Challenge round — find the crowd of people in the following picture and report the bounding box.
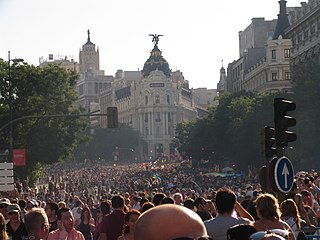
[0,160,319,240]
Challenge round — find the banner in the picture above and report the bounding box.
[13,149,26,166]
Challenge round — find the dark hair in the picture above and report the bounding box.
[123,210,141,235]
[215,188,236,214]
[161,197,174,204]
[46,202,59,214]
[300,190,309,197]
[183,199,195,210]
[100,201,111,215]
[140,202,154,213]
[227,224,257,240]
[153,193,166,206]
[57,207,71,220]
[18,200,26,209]
[80,207,92,222]
[112,195,124,209]
[140,198,148,207]
[194,197,205,208]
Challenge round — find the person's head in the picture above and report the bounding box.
[227,224,257,240]
[173,193,183,205]
[0,213,8,240]
[24,208,49,239]
[132,196,139,205]
[215,188,236,214]
[44,202,58,219]
[73,200,82,208]
[87,198,94,208]
[194,197,209,212]
[153,193,166,206]
[123,210,141,235]
[184,199,195,211]
[7,204,21,224]
[27,199,38,210]
[112,195,124,209]
[100,201,111,215]
[161,197,174,205]
[18,199,26,210]
[134,204,209,240]
[81,207,92,221]
[140,202,154,213]
[57,201,66,209]
[0,198,10,218]
[57,207,74,232]
[255,193,280,221]
[280,199,301,229]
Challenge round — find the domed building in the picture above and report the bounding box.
[104,34,198,160]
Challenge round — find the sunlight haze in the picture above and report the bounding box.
[0,0,303,89]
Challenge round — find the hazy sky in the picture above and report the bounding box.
[0,0,302,89]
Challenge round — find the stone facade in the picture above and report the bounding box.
[223,1,294,94]
[285,0,320,64]
[97,38,199,160]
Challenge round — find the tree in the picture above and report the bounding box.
[75,125,144,162]
[292,57,320,169]
[0,60,87,181]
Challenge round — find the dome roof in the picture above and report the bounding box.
[142,45,170,78]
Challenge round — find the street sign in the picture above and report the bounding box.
[0,162,14,192]
[274,156,294,193]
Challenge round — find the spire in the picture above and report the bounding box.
[272,0,290,40]
[85,29,94,45]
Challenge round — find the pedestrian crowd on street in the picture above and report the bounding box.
[0,160,319,240]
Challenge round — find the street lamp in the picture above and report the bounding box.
[8,51,23,162]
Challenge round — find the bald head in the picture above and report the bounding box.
[134,204,208,240]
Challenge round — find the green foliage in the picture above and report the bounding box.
[174,56,320,171]
[292,57,320,169]
[0,60,87,180]
[75,125,144,162]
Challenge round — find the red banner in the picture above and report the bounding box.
[13,149,26,166]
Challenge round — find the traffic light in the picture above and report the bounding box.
[274,98,297,147]
[264,126,276,158]
[107,107,118,128]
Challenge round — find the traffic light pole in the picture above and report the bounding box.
[0,113,111,133]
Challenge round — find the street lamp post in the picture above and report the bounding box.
[7,51,23,162]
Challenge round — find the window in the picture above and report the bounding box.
[311,25,316,34]
[145,126,149,136]
[284,49,291,58]
[145,96,148,105]
[168,112,171,122]
[144,113,148,122]
[155,95,160,104]
[271,50,276,60]
[79,84,84,95]
[155,112,161,122]
[298,34,302,43]
[285,72,291,80]
[167,95,170,104]
[272,72,278,81]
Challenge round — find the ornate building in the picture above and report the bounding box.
[285,0,320,65]
[99,35,198,160]
[220,0,293,94]
[76,30,113,113]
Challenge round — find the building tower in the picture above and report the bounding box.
[217,60,227,92]
[79,29,100,72]
[273,0,290,40]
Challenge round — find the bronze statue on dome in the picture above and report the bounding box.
[149,34,163,46]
